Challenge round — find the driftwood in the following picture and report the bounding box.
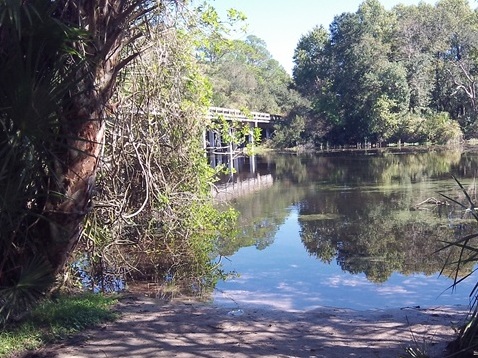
[411,197,448,210]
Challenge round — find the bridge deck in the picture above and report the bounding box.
[208,107,272,123]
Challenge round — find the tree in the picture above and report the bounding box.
[292,25,330,97]
[0,0,181,319]
[292,0,469,146]
[201,34,293,114]
[79,18,241,292]
[433,0,478,135]
[293,0,403,144]
[392,3,436,112]
[367,62,410,142]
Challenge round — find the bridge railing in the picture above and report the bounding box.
[208,107,271,123]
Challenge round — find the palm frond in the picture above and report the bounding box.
[0,255,54,325]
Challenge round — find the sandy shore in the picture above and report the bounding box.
[26,294,469,358]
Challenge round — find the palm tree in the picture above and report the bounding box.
[0,0,180,321]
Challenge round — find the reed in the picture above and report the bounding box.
[438,176,478,356]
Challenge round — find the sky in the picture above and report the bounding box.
[205,0,471,74]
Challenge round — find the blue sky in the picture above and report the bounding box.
[204,0,470,74]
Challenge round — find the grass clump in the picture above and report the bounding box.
[0,293,118,357]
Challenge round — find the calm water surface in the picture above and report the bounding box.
[213,148,478,311]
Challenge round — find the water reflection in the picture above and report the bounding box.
[215,148,478,310]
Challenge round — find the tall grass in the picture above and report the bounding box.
[439,176,478,356]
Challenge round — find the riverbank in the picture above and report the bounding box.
[24,293,469,358]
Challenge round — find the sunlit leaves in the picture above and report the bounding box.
[201,34,292,114]
[291,0,478,145]
[81,8,241,294]
[293,26,329,97]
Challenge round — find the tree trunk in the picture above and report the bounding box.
[45,110,105,274]
[42,0,156,275]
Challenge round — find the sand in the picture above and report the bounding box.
[23,293,471,358]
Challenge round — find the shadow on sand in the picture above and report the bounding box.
[25,294,468,358]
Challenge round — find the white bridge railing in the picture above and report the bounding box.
[208,107,271,123]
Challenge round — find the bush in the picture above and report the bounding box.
[400,112,463,144]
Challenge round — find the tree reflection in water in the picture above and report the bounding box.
[216,148,478,283]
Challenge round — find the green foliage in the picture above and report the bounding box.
[422,112,463,144]
[272,115,306,148]
[367,61,410,142]
[370,96,402,142]
[0,0,87,320]
[293,26,329,97]
[206,109,263,163]
[291,0,478,146]
[200,34,294,114]
[186,204,239,288]
[400,112,463,144]
[197,9,310,149]
[1,0,184,324]
[270,91,315,149]
[193,2,247,62]
[0,257,54,326]
[0,0,243,325]
[0,293,117,357]
[77,9,241,295]
[30,294,117,334]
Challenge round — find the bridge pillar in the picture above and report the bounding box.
[249,155,256,173]
[208,130,215,149]
[215,131,222,148]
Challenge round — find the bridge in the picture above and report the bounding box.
[204,107,279,152]
[208,107,277,123]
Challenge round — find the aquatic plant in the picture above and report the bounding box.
[439,176,478,356]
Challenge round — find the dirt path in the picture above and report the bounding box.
[28,295,469,358]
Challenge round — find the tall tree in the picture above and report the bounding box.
[292,0,468,145]
[293,0,403,143]
[0,0,181,317]
[293,25,330,97]
[433,0,478,134]
[202,34,293,114]
[392,3,436,111]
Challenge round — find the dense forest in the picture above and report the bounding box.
[292,0,475,146]
[203,0,478,148]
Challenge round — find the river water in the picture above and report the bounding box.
[213,148,478,311]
